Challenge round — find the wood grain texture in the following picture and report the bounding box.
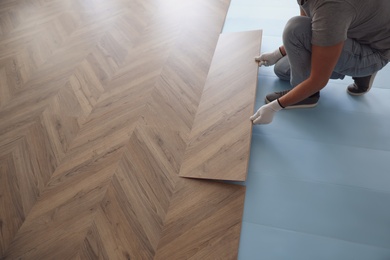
[180,30,262,181]
[0,0,257,259]
[155,178,246,260]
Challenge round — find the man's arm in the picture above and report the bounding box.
[251,41,345,125]
[278,41,344,107]
[300,6,306,16]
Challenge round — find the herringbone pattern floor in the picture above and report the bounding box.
[0,0,250,259]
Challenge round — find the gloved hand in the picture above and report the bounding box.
[250,100,283,125]
[254,48,284,67]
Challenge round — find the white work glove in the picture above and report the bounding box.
[255,48,284,67]
[250,100,283,125]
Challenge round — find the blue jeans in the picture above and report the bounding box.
[274,16,389,87]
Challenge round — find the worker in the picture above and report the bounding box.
[251,0,390,124]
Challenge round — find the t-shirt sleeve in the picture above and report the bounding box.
[311,1,355,46]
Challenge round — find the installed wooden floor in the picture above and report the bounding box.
[0,0,255,259]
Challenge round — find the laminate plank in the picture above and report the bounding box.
[154,178,246,260]
[180,30,262,181]
[0,154,23,255]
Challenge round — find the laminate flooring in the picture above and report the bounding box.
[0,0,252,259]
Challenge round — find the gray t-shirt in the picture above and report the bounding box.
[299,0,390,60]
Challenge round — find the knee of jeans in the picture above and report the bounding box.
[283,16,311,45]
[274,62,290,81]
[273,57,291,81]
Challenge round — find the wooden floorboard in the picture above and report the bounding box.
[0,0,254,259]
[180,30,262,181]
[154,178,246,260]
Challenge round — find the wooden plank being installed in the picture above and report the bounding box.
[180,30,262,181]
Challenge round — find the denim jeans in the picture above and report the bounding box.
[274,16,389,87]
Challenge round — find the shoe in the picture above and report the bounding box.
[265,90,320,109]
[347,72,377,96]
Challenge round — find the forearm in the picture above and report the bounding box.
[300,7,306,16]
[278,78,325,107]
[279,42,344,107]
[279,46,286,56]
